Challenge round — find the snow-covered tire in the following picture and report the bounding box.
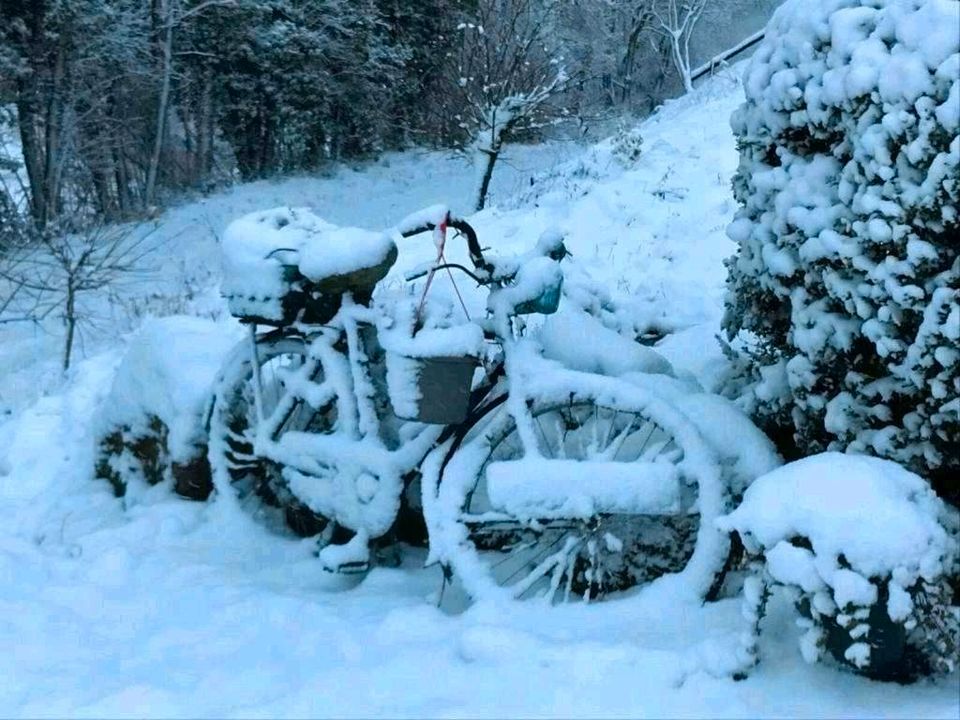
[432,376,729,603]
[207,333,337,538]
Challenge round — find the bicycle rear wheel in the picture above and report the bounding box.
[207,333,337,537]
[433,380,728,603]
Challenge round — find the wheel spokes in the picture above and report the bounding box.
[458,400,699,602]
[213,338,341,540]
[511,534,580,600]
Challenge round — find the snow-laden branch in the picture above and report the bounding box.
[471,65,569,210]
[447,0,573,211]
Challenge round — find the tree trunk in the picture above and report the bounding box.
[197,66,214,184]
[63,283,76,371]
[15,4,48,228]
[110,93,133,216]
[145,4,175,208]
[92,165,115,219]
[474,147,499,212]
[43,42,67,224]
[669,33,693,93]
[16,84,46,227]
[113,142,131,217]
[473,112,507,212]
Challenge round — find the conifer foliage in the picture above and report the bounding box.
[723,0,959,501]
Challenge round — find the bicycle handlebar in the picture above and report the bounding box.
[398,213,490,274]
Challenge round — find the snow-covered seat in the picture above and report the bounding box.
[298,225,397,292]
[221,207,397,325]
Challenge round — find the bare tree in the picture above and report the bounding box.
[445,0,573,211]
[650,0,709,93]
[145,0,234,208]
[553,0,677,122]
[0,224,158,370]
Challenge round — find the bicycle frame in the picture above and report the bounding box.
[235,212,569,561]
[243,291,510,541]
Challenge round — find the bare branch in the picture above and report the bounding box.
[0,221,166,370]
[649,0,709,92]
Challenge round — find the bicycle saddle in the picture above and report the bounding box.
[298,225,397,294]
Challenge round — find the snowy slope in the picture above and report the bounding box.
[0,67,957,718]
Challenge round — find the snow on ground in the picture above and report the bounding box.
[0,68,957,717]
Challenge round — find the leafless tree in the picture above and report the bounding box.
[650,0,709,93]
[0,224,159,370]
[553,0,677,122]
[444,0,573,211]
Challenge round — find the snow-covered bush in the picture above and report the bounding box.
[719,453,959,681]
[611,124,644,169]
[94,317,238,500]
[722,0,960,504]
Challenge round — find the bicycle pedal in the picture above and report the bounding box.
[321,559,370,576]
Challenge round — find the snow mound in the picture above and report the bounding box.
[718,452,956,584]
[540,307,675,378]
[97,316,238,463]
[670,392,782,498]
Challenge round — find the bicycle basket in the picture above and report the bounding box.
[384,321,484,425]
[387,352,477,425]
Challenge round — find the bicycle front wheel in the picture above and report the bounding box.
[432,379,728,603]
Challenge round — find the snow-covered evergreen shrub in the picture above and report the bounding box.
[719,453,959,681]
[722,0,960,503]
[95,416,170,497]
[94,317,237,500]
[611,124,644,168]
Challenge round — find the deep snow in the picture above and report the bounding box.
[0,66,957,718]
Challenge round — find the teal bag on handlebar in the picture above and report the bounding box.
[514,278,562,315]
[491,257,564,316]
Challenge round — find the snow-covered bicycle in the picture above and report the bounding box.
[207,205,734,603]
